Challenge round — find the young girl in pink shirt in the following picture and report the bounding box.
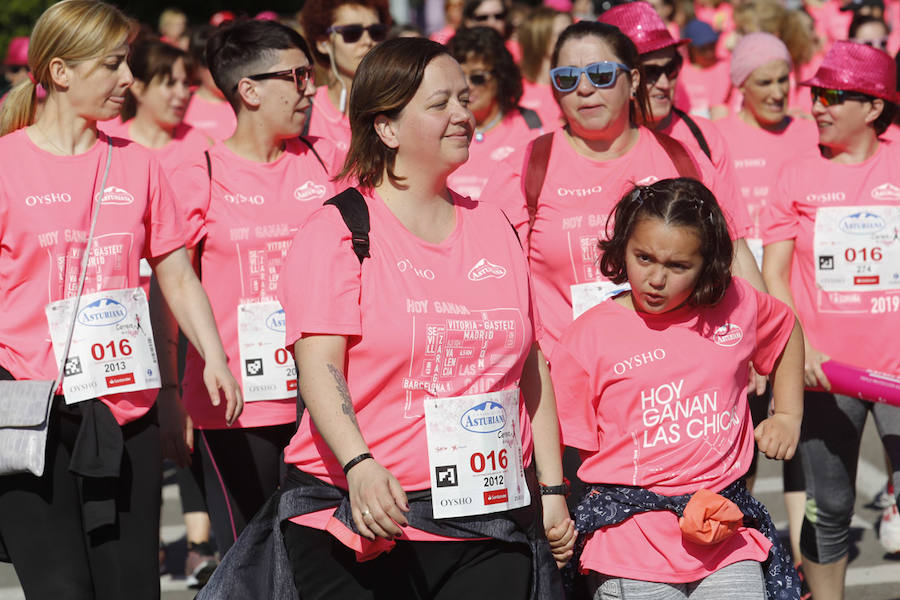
[552,177,805,600]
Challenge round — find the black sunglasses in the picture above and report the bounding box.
[472,11,507,22]
[466,71,493,86]
[810,86,873,107]
[327,23,389,43]
[237,65,314,92]
[642,54,683,84]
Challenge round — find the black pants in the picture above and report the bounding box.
[0,402,161,600]
[746,387,805,492]
[283,522,531,600]
[193,423,294,554]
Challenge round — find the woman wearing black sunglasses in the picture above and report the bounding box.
[300,0,391,158]
[760,41,900,600]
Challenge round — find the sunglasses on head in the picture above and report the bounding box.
[472,11,506,22]
[810,86,873,107]
[855,37,888,50]
[466,71,493,86]
[327,23,389,43]
[642,54,683,84]
[6,65,27,74]
[237,65,314,92]
[550,61,630,93]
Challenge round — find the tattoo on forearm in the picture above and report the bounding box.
[327,364,358,427]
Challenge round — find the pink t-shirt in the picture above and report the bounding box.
[278,189,538,490]
[520,80,563,129]
[430,25,457,45]
[183,93,237,142]
[716,115,819,244]
[480,126,750,357]
[447,110,543,200]
[680,59,732,119]
[101,120,212,174]
[761,140,900,375]
[169,137,338,429]
[308,85,351,161]
[551,277,793,582]
[0,130,185,424]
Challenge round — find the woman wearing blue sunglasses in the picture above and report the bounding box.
[483,21,756,362]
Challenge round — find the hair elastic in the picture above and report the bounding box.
[27,71,37,85]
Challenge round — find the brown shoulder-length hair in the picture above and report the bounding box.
[121,39,189,121]
[300,0,392,67]
[337,37,450,190]
[599,178,734,307]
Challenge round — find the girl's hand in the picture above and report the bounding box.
[803,341,831,390]
[347,459,409,540]
[157,387,193,467]
[754,412,801,460]
[542,494,576,568]
[202,358,243,426]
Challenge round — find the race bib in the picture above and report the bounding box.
[814,206,900,291]
[746,237,764,270]
[46,288,160,404]
[571,280,631,319]
[237,300,298,402]
[425,389,529,519]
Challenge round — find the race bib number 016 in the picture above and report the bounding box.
[46,288,160,404]
[237,301,298,402]
[814,206,900,292]
[425,389,529,519]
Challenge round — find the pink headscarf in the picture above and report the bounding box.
[729,32,793,87]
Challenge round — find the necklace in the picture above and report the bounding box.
[34,122,74,155]
[474,112,503,143]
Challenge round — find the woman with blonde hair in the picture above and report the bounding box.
[0,2,241,597]
[518,6,571,126]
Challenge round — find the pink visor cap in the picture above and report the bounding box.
[598,2,687,55]
[802,40,898,103]
[4,37,29,67]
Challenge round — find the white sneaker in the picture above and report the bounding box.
[878,502,900,554]
[871,483,897,510]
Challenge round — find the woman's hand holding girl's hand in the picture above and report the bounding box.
[803,340,831,391]
[542,494,576,567]
[347,459,409,541]
[754,412,801,460]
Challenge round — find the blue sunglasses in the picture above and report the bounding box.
[550,61,630,93]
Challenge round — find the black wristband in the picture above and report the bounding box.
[539,479,570,496]
[342,452,373,475]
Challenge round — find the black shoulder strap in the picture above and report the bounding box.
[650,130,702,181]
[297,135,327,173]
[301,103,313,137]
[324,188,370,264]
[672,107,712,161]
[518,106,543,130]
[204,149,211,179]
[500,209,523,250]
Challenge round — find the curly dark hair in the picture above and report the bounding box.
[551,21,651,124]
[300,0,392,67]
[599,178,734,307]
[447,26,522,115]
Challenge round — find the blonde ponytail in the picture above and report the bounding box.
[0,79,39,136]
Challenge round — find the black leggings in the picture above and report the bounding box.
[746,387,805,492]
[193,422,294,554]
[283,522,532,600]
[0,402,161,600]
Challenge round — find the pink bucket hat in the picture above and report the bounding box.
[4,37,29,67]
[801,40,897,103]
[598,2,687,55]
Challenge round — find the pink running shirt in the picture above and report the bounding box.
[307,86,351,162]
[101,120,212,174]
[717,114,819,259]
[448,110,543,200]
[761,140,900,376]
[0,130,185,424]
[679,59,732,119]
[183,93,237,141]
[480,126,750,357]
[552,277,793,581]
[169,137,339,429]
[520,80,563,129]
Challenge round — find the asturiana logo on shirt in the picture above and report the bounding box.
[460,400,506,434]
[871,183,900,201]
[467,258,507,281]
[77,297,128,327]
[294,181,326,202]
[713,323,743,347]
[839,211,885,235]
[96,186,134,205]
[265,309,286,333]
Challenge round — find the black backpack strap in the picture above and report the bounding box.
[672,107,712,161]
[204,149,212,178]
[500,209,523,250]
[650,130,702,181]
[297,135,327,173]
[324,188,370,264]
[301,103,312,137]
[518,106,543,130]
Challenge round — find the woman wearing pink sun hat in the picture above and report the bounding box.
[761,40,900,600]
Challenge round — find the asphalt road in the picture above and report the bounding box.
[0,412,897,599]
